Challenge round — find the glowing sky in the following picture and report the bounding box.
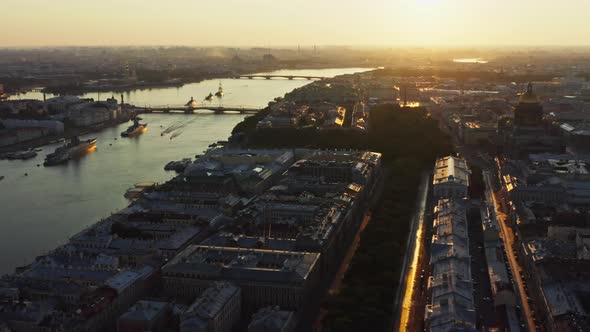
[2,0,589,46]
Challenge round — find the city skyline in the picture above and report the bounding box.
[3,0,590,47]
[3,2,590,331]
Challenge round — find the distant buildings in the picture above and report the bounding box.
[351,102,369,131]
[394,83,421,106]
[284,76,357,105]
[256,100,349,130]
[0,119,64,147]
[256,102,309,129]
[366,81,398,103]
[501,153,590,206]
[459,121,497,145]
[0,95,128,147]
[311,103,346,129]
[47,95,123,127]
[262,54,278,65]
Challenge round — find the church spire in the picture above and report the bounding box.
[519,82,539,104]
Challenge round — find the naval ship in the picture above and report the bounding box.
[121,117,147,137]
[215,82,224,97]
[44,137,97,166]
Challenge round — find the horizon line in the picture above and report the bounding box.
[3,44,590,49]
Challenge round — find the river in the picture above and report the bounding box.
[0,67,370,275]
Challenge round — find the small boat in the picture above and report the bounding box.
[215,83,224,97]
[0,176,4,181]
[124,187,145,200]
[44,145,68,165]
[124,181,156,200]
[4,150,37,160]
[44,152,70,166]
[16,150,37,160]
[204,93,215,101]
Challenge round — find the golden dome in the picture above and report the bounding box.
[518,82,540,104]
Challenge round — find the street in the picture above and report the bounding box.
[394,172,430,332]
[467,205,502,329]
[483,170,536,332]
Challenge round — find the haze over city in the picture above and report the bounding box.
[3,2,590,332]
[3,0,590,46]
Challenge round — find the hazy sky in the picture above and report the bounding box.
[2,0,589,47]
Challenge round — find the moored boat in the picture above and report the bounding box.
[164,158,192,172]
[43,151,71,166]
[2,150,37,160]
[69,137,97,155]
[43,137,96,166]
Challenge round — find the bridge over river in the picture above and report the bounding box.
[132,104,262,114]
[233,74,326,80]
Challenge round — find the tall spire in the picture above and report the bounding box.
[519,82,539,104]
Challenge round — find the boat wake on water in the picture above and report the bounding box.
[160,118,196,138]
[170,130,183,140]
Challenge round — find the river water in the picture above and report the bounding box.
[0,68,370,274]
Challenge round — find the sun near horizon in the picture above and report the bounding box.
[2,0,590,47]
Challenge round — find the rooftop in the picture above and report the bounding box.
[433,156,470,187]
[105,266,154,294]
[163,245,319,284]
[183,281,239,320]
[427,199,476,332]
[118,300,168,322]
[248,306,296,332]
